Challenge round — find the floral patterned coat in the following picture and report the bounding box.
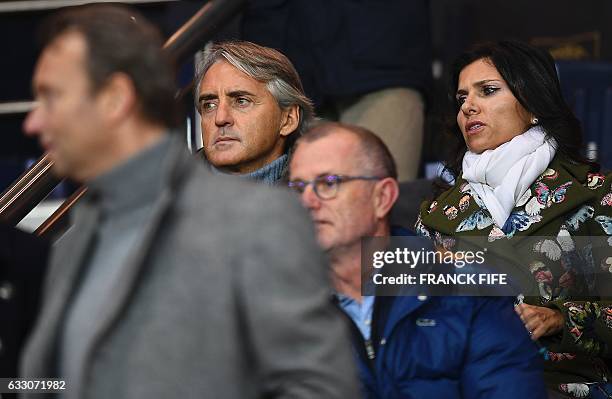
[416,155,612,398]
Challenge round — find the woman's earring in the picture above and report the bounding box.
[531,117,539,125]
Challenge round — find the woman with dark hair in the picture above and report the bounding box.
[416,40,612,398]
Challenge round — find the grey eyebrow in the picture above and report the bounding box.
[226,90,256,99]
[198,93,217,104]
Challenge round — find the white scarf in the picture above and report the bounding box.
[462,126,557,228]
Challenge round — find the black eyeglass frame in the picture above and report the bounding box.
[287,174,383,200]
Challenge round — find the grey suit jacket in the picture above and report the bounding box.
[19,135,359,399]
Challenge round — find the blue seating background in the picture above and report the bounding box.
[557,61,612,170]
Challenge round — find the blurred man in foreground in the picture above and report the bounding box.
[20,5,358,399]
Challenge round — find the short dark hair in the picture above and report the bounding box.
[39,4,179,128]
[295,121,397,179]
[442,40,589,181]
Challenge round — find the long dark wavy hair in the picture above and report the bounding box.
[436,40,592,195]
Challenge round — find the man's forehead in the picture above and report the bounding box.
[199,60,266,94]
[292,131,362,175]
[34,32,88,85]
[44,31,87,59]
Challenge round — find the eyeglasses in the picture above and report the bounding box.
[287,174,383,200]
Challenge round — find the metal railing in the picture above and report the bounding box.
[0,0,246,235]
[0,1,179,14]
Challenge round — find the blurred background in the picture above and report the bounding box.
[1,0,610,231]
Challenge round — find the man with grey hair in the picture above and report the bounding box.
[20,5,359,398]
[195,40,314,184]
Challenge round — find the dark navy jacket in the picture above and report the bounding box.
[345,227,547,398]
[241,0,432,107]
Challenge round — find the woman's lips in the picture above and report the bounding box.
[465,121,486,135]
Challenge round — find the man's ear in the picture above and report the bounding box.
[97,72,137,124]
[373,177,400,219]
[279,104,300,137]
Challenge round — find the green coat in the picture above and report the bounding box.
[416,155,612,395]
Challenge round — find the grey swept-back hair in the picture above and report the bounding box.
[194,40,315,151]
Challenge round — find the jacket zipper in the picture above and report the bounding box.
[365,339,376,360]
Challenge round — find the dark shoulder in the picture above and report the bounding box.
[418,180,462,218]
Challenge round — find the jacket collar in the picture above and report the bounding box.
[21,133,194,390]
[421,155,597,241]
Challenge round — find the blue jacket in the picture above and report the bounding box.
[347,227,547,398]
[349,295,547,399]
